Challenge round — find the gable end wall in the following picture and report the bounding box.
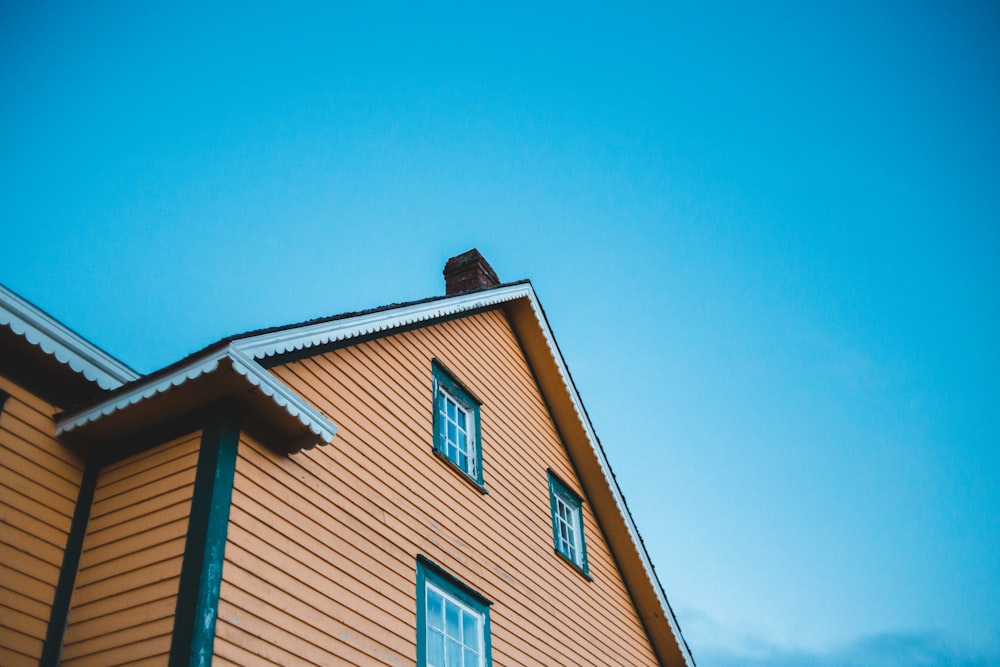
[215,308,661,665]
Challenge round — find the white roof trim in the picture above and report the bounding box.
[236,283,532,361]
[56,348,222,435]
[234,282,693,664]
[227,345,337,445]
[518,288,697,667]
[0,283,139,390]
[43,280,691,661]
[56,343,337,446]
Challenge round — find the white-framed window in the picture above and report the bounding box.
[432,361,483,486]
[548,471,589,575]
[438,385,474,474]
[417,556,492,667]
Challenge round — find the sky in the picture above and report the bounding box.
[2,2,998,665]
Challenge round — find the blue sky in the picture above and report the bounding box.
[2,2,998,665]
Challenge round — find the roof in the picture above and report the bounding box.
[0,283,139,406]
[56,342,338,454]
[51,280,695,665]
[0,282,335,453]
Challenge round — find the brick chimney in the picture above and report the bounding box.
[443,249,500,295]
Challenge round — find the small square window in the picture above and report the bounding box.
[417,557,492,667]
[432,361,483,486]
[548,471,589,575]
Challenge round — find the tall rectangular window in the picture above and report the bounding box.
[417,557,492,667]
[432,361,483,486]
[548,471,589,575]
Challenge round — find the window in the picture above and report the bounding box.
[548,471,589,575]
[432,361,483,486]
[417,557,492,667]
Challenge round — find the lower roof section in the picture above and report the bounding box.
[49,281,694,666]
[0,283,139,406]
[56,344,337,455]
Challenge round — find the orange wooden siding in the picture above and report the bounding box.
[60,431,200,666]
[0,376,85,667]
[215,309,660,665]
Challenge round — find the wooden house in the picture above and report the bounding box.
[1,250,695,666]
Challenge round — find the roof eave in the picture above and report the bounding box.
[232,281,694,665]
[56,343,337,454]
[236,283,534,362]
[0,283,139,390]
[44,280,693,663]
[502,291,696,667]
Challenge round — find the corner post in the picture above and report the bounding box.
[169,411,240,667]
[39,460,98,666]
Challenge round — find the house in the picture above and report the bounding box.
[0,250,696,666]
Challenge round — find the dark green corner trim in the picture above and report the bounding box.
[169,411,240,667]
[40,460,98,666]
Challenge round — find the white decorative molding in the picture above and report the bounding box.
[42,278,692,661]
[236,281,692,664]
[56,349,223,435]
[227,344,337,445]
[519,289,696,667]
[56,344,338,449]
[236,283,533,361]
[0,283,139,390]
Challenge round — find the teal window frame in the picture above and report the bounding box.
[432,360,484,487]
[416,556,492,667]
[547,471,590,577]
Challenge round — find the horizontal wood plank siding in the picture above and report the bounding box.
[61,431,201,666]
[0,375,84,667]
[223,309,660,665]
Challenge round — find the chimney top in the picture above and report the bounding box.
[443,249,500,295]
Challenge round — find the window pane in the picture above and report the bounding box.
[445,600,461,639]
[428,588,444,630]
[462,610,478,648]
[558,498,571,520]
[446,638,462,666]
[428,629,445,666]
[447,421,457,443]
[464,647,479,667]
[457,451,468,472]
[447,400,457,421]
[458,429,467,451]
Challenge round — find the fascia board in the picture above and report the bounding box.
[235,283,534,361]
[56,347,225,435]
[0,283,139,389]
[56,344,337,448]
[515,288,696,667]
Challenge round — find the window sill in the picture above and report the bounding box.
[554,549,593,582]
[432,448,489,495]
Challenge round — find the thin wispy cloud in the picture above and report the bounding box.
[683,609,999,667]
[700,632,997,667]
